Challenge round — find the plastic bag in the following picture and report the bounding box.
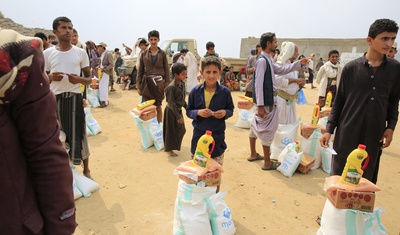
[72,167,99,198]
[345,207,387,235]
[317,199,347,235]
[296,89,307,105]
[277,144,303,178]
[87,88,100,108]
[147,119,164,151]
[270,118,300,160]
[178,198,212,235]
[72,178,83,200]
[207,191,236,235]
[324,176,380,193]
[173,180,216,235]
[129,111,154,149]
[321,141,333,174]
[234,106,256,129]
[85,107,102,135]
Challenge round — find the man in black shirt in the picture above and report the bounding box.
[320,18,400,184]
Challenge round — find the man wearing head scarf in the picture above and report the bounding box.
[275,42,306,124]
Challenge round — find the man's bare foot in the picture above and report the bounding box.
[166,151,178,157]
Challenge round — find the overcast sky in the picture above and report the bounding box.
[2,0,400,58]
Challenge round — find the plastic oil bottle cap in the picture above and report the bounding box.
[358,144,366,150]
[206,130,212,135]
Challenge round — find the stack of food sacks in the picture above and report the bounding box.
[319,145,386,234]
[173,159,235,235]
[298,104,325,172]
[129,100,164,150]
[235,95,255,129]
[318,176,385,234]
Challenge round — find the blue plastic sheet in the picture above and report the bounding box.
[296,90,307,105]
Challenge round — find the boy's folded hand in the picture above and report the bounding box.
[198,109,213,118]
[213,110,226,119]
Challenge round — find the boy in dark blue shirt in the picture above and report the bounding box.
[186,56,234,167]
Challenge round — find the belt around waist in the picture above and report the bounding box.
[277,89,295,101]
[56,92,81,99]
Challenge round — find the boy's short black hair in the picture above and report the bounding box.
[139,38,148,46]
[328,50,339,57]
[114,48,120,52]
[368,19,399,39]
[260,32,276,50]
[180,49,189,53]
[72,28,78,34]
[48,34,56,39]
[201,56,221,71]
[53,16,72,30]
[34,32,47,40]
[171,63,187,76]
[148,30,160,39]
[206,41,215,50]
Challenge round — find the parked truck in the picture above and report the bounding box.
[118,38,247,77]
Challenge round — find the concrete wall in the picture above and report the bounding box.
[241,37,368,66]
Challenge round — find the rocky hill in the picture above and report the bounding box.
[0,13,53,37]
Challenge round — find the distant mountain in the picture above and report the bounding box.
[0,13,53,37]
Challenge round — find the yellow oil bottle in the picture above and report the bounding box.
[324,91,333,108]
[311,103,320,126]
[97,68,102,80]
[192,130,215,168]
[137,99,156,110]
[340,144,369,186]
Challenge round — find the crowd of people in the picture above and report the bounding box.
[1,15,399,233]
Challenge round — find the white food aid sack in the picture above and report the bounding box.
[129,111,154,149]
[207,191,236,235]
[235,106,256,129]
[270,118,300,160]
[277,143,303,178]
[173,180,216,235]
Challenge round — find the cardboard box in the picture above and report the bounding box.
[179,170,221,187]
[327,189,375,212]
[300,123,326,139]
[140,110,156,121]
[297,153,315,173]
[237,100,253,110]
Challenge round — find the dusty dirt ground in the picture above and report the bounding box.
[73,83,400,235]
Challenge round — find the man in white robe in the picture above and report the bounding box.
[275,42,306,124]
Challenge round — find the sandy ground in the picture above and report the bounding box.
[73,83,400,235]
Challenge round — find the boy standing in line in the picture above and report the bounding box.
[163,63,188,157]
[137,30,169,123]
[186,56,234,188]
[320,19,400,184]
